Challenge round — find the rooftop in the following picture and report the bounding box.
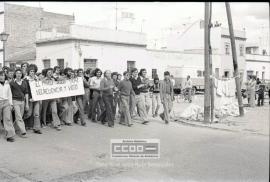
[36,24,147,47]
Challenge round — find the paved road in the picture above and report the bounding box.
[0,115,269,182]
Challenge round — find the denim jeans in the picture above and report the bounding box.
[0,100,16,138]
[135,94,148,122]
[24,101,41,131]
[42,99,61,127]
[12,100,26,134]
[141,92,151,115]
[90,90,105,121]
[100,94,114,126]
[120,95,132,125]
[152,93,161,116]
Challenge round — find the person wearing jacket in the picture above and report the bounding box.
[9,68,29,137]
[24,64,42,134]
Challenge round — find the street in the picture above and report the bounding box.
[0,97,269,182]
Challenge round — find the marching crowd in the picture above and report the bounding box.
[0,63,175,142]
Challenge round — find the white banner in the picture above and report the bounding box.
[29,77,85,101]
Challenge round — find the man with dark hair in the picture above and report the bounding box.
[83,68,91,114]
[21,62,29,79]
[100,70,115,127]
[0,70,16,142]
[24,64,42,134]
[160,71,174,124]
[89,68,104,122]
[10,68,29,136]
[150,76,161,118]
[112,72,120,120]
[7,68,15,82]
[139,68,152,115]
[118,71,134,127]
[41,68,62,131]
[130,68,149,124]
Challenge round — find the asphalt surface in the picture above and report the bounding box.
[0,116,269,182]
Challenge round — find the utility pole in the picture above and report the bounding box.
[204,2,211,123]
[208,2,214,123]
[225,2,244,116]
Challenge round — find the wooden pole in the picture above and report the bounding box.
[204,2,211,123]
[209,2,214,123]
[225,2,244,116]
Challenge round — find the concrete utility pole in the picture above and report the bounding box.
[225,2,244,116]
[208,2,214,123]
[204,2,211,123]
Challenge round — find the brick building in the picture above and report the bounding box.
[0,3,74,68]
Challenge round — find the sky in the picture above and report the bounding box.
[5,1,270,48]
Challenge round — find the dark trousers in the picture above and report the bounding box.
[257,94,264,106]
[75,95,86,124]
[90,91,104,121]
[100,94,114,126]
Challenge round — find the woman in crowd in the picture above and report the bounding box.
[0,71,16,142]
[9,68,29,137]
[24,64,42,134]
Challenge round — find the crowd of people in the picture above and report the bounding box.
[245,75,269,107]
[0,63,175,142]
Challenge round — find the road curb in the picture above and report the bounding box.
[174,119,269,137]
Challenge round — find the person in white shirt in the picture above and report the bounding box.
[89,68,105,122]
[184,75,193,103]
[170,75,176,87]
[0,71,16,142]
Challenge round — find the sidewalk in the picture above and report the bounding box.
[173,103,269,136]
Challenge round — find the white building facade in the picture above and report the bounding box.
[245,44,270,82]
[36,24,152,75]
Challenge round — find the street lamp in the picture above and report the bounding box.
[0,32,9,66]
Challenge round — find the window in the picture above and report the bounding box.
[225,43,230,55]
[43,59,51,69]
[152,69,157,79]
[239,45,244,56]
[197,70,202,77]
[57,59,64,69]
[84,59,97,70]
[224,71,229,78]
[262,71,265,80]
[215,68,219,78]
[127,61,136,73]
